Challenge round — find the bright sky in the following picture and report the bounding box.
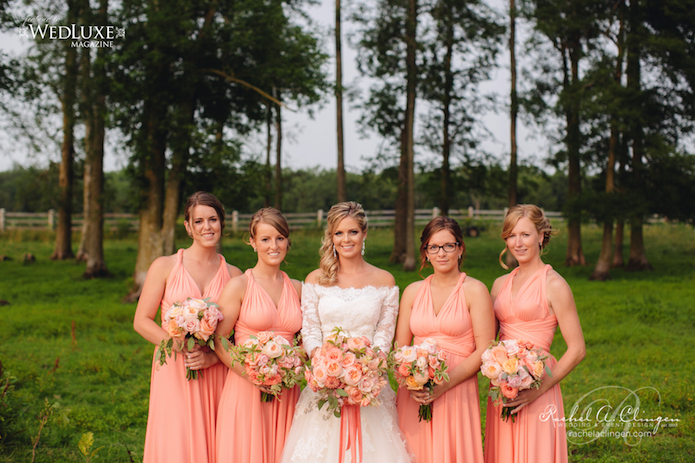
[0,0,542,173]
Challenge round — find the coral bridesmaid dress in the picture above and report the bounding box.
[396,273,484,463]
[484,264,568,463]
[144,249,232,463]
[216,269,302,463]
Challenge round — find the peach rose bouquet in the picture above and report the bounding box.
[389,339,449,422]
[304,327,389,418]
[480,339,551,422]
[156,297,223,380]
[228,331,305,402]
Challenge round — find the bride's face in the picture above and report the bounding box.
[332,216,366,259]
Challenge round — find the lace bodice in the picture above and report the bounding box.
[301,283,400,356]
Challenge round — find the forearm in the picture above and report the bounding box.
[538,344,586,394]
[440,348,484,392]
[134,316,169,346]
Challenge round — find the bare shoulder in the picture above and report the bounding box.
[368,265,396,287]
[402,279,424,298]
[224,272,249,294]
[546,268,574,299]
[491,273,510,294]
[290,278,302,298]
[226,263,243,278]
[304,269,322,285]
[462,274,490,297]
[149,254,177,278]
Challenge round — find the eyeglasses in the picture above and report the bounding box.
[425,242,459,254]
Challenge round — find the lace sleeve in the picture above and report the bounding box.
[300,283,322,356]
[372,286,400,353]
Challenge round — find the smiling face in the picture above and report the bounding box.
[332,216,367,259]
[250,221,289,265]
[184,205,222,247]
[505,216,543,264]
[425,229,462,274]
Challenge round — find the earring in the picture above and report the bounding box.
[361,240,365,256]
[426,257,430,262]
[253,248,257,253]
[333,245,337,258]
[538,243,542,251]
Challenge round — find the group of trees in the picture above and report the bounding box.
[1,0,694,295]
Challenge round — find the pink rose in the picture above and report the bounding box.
[266,373,283,386]
[358,376,376,394]
[257,331,272,344]
[361,397,372,407]
[397,363,411,378]
[503,340,520,355]
[347,337,366,351]
[342,352,357,368]
[325,347,344,363]
[184,318,200,334]
[312,365,328,386]
[262,340,283,359]
[367,357,382,371]
[491,345,509,365]
[412,369,429,386]
[197,318,215,341]
[419,339,438,354]
[507,375,522,388]
[326,361,343,377]
[345,385,363,404]
[398,346,418,363]
[428,356,441,369]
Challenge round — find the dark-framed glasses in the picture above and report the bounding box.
[425,242,459,254]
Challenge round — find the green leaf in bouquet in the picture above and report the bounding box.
[208,339,216,351]
[545,365,553,377]
[187,337,195,351]
[334,409,342,418]
[336,388,348,397]
[318,399,328,410]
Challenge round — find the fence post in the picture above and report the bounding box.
[468,206,473,218]
[317,209,323,227]
[48,209,55,229]
[232,211,238,233]
[432,207,440,218]
[0,208,4,231]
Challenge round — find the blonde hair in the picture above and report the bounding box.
[318,201,368,286]
[499,204,556,269]
[248,207,291,248]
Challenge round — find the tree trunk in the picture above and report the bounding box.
[564,34,586,267]
[612,220,624,267]
[440,14,453,217]
[625,0,651,272]
[265,103,272,208]
[390,135,408,264]
[402,0,417,271]
[335,0,346,203]
[508,0,518,208]
[274,89,283,211]
[51,0,78,261]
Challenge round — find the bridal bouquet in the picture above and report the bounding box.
[228,331,305,402]
[389,339,449,422]
[480,339,551,422]
[304,327,388,418]
[157,297,223,380]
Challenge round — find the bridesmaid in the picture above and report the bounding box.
[214,208,302,463]
[134,191,242,463]
[484,204,585,463]
[395,216,495,463]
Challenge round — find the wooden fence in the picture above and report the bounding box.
[0,207,564,232]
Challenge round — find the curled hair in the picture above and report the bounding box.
[248,207,291,248]
[418,216,466,277]
[499,204,556,269]
[318,201,368,286]
[184,191,226,231]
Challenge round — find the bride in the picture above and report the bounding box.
[280,202,414,463]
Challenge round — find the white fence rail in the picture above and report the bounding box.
[0,207,565,232]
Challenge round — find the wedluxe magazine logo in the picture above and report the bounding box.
[17,14,125,48]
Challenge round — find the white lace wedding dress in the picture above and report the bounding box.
[279,283,415,463]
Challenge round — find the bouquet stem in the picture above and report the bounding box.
[261,392,275,402]
[186,367,202,381]
[418,403,433,422]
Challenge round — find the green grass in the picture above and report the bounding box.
[0,223,693,462]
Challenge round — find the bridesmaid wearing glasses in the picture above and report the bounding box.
[395,216,495,463]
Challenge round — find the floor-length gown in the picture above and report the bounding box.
[216,269,302,463]
[484,264,568,463]
[143,249,232,463]
[396,273,484,463]
[280,284,414,463]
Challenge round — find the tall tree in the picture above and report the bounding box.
[508,0,518,208]
[401,0,417,271]
[51,0,79,261]
[336,0,347,203]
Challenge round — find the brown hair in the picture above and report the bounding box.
[418,216,466,277]
[248,207,291,248]
[499,204,556,269]
[318,201,368,286]
[184,191,226,231]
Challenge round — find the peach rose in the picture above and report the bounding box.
[346,385,363,404]
[491,345,509,365]
[405,375,423,390]
[347,337,366,351]
[266,373,283,385]
[532,361,545,379]
[361,397,372,407]
[502,357,519,375]
[343,365,363,386]
[399,346,418,363]
[412,369,429,386]
[326,361,343,378]
[501,382,519,399]
[325,347,344,363]
[312,365,328,386]
[167,304,184,319]
[197,318,215,341]
[358,376,376,394]
[342,352,357,368]
[184,318,200,334]
[397,363,411,378]
[262,340,283,359]
[481,361,502,379]
[419,338,438,354]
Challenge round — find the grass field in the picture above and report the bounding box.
[0,222,693,462]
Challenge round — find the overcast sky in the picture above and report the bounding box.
[0,0,543,173]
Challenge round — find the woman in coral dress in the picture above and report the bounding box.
[484,204,586,463]
[395,216,495,463]
[280,201,414,463]
[214,208,303,463]
[134,192,242,463]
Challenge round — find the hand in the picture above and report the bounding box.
[410,384,447,405]
[184,345,219,371]
[503,387,545,414]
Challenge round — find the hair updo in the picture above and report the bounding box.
[499,204,556,269]
[318,202,368,286]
